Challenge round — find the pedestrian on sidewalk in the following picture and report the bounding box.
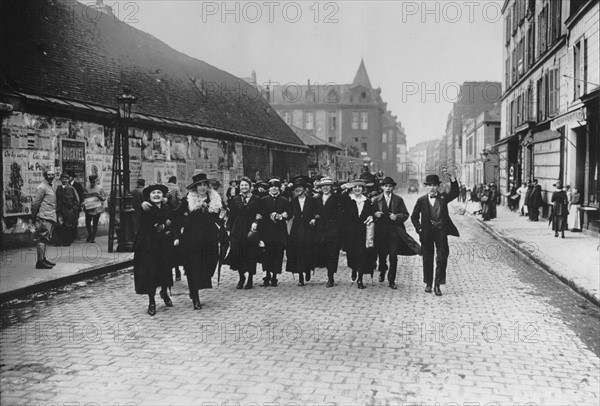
[480,184,493,221]
[528,179,543,222]
[568,186,582,232]
[258,178,290,287]
[314,177,342,288]
[373,177,421,290]
[507,182,519,212]
[551,181,569,239]
[225,177,262,290]
[341,178,375,289]
[31,166,57,269]
[133,184,174,316]
[411,168,460,297]
[56,173,80,246]
[174,173,224,310]
[489,181,498,219]
[286,177,318,287]
[517,182,528,216]
[83,175,106,243]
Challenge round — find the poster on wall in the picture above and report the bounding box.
[61,139,86,180]
[86,154,113,193]
[129,137,142,185]
[3,149,55,216]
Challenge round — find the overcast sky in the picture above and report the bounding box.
[99,0,503,147]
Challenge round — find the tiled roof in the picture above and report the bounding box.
[289,126,342,150]
[0,0,304,148]
[352,59,373,89]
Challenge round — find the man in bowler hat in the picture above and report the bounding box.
[411,168,459,296]
[373,177,421,289]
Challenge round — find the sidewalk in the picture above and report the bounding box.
[0,235,133,302]
[454,199,600,306]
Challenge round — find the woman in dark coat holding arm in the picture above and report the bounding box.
[133,184,174,316]
[551,180,569,238]
[340,178,375,289]
[174,173,225,310]
[225,177,262,290]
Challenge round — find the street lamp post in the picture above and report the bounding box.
[116,88,137,252]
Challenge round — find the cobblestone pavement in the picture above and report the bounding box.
[1,194,600,406]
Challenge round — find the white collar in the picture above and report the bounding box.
[350,194,367,203]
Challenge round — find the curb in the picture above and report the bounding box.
[458,207,600,308]
[0,259,133,303]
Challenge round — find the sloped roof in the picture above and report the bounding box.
[352,59,373,89]
[289,126,341,150]
[0,0,304,148]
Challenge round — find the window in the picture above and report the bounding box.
[527,0,535,18]
[306,90,315,103]
[328,112,337,131]
[361,91,367,100]
[574,41,581,99]
[538,4,548,56]
[505,10,512,45]
[512,48,517,85]
[494,128,501,143]
[361,142,368,152]
[517,38,524,78]
[382,151,387,161]
[537,76,545,121]
[351,112,359,129]
[512,3,517,35]
[570,0,587,16]
[527,22,535,69]
[548,0,561,45]
[361,112,368,130]
[305,112,314,130]
[583,38,588,95]
[548,67,559,116]
[353,137,359,143]
[328,137,334,143]
[505,57,511,88]
[282,111,291,125]
[382,133,387,143]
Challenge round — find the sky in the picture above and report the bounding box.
[98,0,504,148]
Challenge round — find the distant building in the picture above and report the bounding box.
[461,109,501,189]
[268,60,402,179]
[289,126,342,180]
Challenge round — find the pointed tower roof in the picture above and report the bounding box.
[352,59,372,89]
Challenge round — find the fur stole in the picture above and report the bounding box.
[186,189,223,213]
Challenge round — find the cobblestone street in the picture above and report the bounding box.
[1,195,600,406]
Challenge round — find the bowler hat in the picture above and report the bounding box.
[380,176,397,187]
[423,174,442,185]
[187,173,210,189]
[143,184,169,199]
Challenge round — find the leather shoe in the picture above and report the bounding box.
[389,283,398,290]
[434,285,442,296]
[379,273,385,283]
[305,272,311,282]
[326,280,334,288]
[147,304,156,316]
[351,269,357,282]
[425,284,432,293]
[357,280,365,289]
[43,258,56,266]
[271,279,278,287]
[260,278,270,287]
[36,261,54,269]
[160,291,173,307]
[193,298,202,310]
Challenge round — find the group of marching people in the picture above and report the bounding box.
[133,169,460,316]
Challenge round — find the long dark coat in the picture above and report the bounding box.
[341,194,375,275]
[480,189,493,220]
[225,194,262,274]
[551,190,569,232]
[259,194,290,243]
[314,193,342,270]
[372,192,421,256]
[175,192,223,291]
[286,196,318,274]
[528,185,543,208]
[133,203,174,294]
[56,184,80,227]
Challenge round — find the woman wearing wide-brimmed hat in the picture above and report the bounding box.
[286,176,318,286]
[314,176,343,288]
[173,173,225,309]
[225,176,262,289]
[551,180,569,238]
[133,184,175,316]
[340,178,375,289]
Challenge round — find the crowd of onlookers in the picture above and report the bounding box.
[456,179,582,237]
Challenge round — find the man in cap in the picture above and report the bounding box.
[411,168,459,296]
[258,177,290,287]
[56,172,80,246]
[31,166,58,269]
[373,176,420,289]
[166,176,183,210]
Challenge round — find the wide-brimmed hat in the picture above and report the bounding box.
[143,184,169,199]
[187,173,210,189]
[317,176,334,187]
[257,181,269,189]
[292,177,308,188]
[350,179,367,188]
[423,174,442,185]
[88,175,98,182]
[229,179,239,186]
[553,180,563,189]
[380,176,397,187]
[268,177,282,187]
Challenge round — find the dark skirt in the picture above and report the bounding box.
[134,249,173,294]
[184,242,219,291]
